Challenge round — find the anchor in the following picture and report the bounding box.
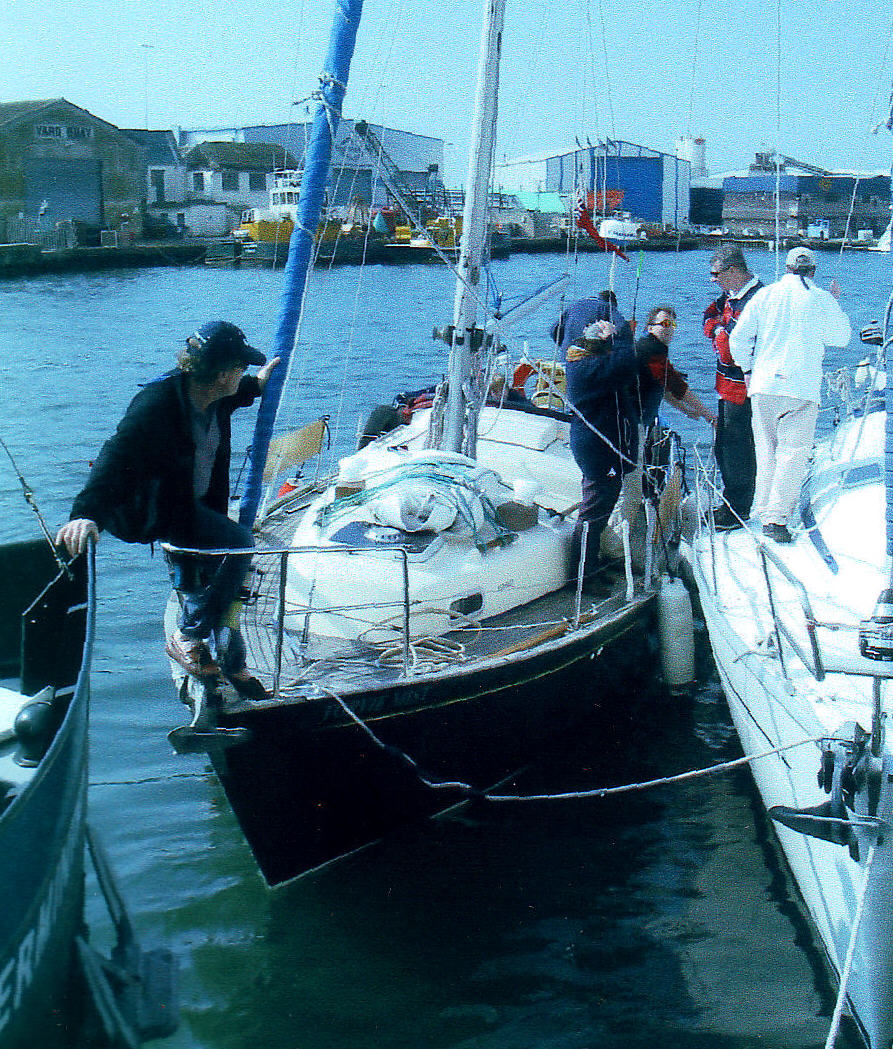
[769,722,889,861]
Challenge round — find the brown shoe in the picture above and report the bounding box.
[165,632,220,677]
[225,668,269,701]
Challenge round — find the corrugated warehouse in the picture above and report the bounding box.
[543,140,691,228]
[0,99,147,240]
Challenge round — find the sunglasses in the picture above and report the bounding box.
[710,265,730,277]
[652,319,677,329]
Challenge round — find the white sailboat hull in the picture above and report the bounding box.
[687,401,893,1047]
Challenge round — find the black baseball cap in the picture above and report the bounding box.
[188,321,266,368]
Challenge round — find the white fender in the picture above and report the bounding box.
[657,575,695,693]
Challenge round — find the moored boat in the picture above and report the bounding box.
[165,0,690,886]
[685,318,893,1047]
[0,537,177,1047]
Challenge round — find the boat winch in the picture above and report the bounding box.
[769,723,888,860]
[859,587,893,660]
[12,686,57,768]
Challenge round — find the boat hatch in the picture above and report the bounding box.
[329,521,443,559]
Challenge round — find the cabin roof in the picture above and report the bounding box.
[124,128,184,167]
[185,140,299,172]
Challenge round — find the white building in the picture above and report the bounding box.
[178,120,446,208]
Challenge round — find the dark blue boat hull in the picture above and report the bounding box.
[211,596,656,886]
[0,542,91,1047]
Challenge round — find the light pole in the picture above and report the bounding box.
[140,44,155,129]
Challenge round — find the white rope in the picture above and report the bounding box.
[373,635,466,674]
[309,674,824,802]
[823,842,878,1049]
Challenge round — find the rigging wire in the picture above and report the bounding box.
[593,0,616,140]
[0,435,72,578]
[868,12,893,133]
[773,0,782,279]
[683,0,704,138]
[258,0,409,479]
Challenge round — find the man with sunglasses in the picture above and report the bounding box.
[702,247,763,529]
[633,305,715,427]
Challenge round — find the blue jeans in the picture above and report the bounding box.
[569,420,624,579]
[168,504,254,653]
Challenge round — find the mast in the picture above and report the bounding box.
[240,0,364,527]
[441,0,506,457]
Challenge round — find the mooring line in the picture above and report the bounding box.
[325,685,822,802]
[90,771,208,788]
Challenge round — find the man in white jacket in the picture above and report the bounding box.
[729,247,850,543]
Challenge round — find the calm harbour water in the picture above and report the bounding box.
[2,244,889,1049]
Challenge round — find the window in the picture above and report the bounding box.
[249,172,266,192]
[221,171,239,192]
[66,126,92,141]
[150,169,165,204]
[192,172,205,192]
[35,124,64,138]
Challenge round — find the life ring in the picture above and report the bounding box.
[512,362,535,391]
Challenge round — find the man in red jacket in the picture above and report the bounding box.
[702,247,763,529]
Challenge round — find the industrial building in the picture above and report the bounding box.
[177,121,446,210]
[497,140,691,229]
[721,154,891,239]
[0,99,147,241]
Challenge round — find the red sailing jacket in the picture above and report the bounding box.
[703,278,763,404]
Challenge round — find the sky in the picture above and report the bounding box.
[3,0,893,185]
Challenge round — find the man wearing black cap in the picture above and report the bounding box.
[56,321,279,694]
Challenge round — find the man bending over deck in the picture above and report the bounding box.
[56,321,279,697]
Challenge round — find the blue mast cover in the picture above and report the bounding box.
[887,329,893,559]
[240,0,364,526]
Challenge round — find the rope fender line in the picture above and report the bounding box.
[823,841,878,1049]
[322,683,823,802]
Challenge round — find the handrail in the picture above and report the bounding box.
[690,441,827,684]
[163,540,423,683]
[756,540,826,682]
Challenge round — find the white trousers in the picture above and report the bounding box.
[750,393,819,527]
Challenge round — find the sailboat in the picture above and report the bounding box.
[685,313,893,1045]
[165,0,687,887]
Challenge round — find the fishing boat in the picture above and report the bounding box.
[0,536,177,1047]
[684,316,893,1046]
[165,0,690,887]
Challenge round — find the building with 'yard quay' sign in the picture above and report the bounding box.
[0,98,147,243]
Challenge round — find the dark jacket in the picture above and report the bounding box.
[71,370,261,543]
[626,332,689,427]
[551,296,626,359]
[565,323,638,449]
